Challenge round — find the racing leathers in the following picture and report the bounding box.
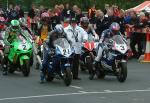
[82,24,99,41]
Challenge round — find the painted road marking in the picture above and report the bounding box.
[104,90,112,92]
[78,91,88,93]
[70,85,82,89]
[1,89,150,101]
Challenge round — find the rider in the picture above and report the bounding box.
[40,24,65,83]
[80,16,99,68]
[89,22,124,79]
[80,16,99,41]
[2,19,24,75]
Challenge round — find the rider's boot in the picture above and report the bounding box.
[2,64,8,75]
[89,61,98,80]
[2,56,8,75]
[40,71,45,84]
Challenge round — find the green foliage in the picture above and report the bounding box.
[1,0,145,11]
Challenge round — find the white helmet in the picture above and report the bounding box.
[54,24,64,34]
[19,18,27,26]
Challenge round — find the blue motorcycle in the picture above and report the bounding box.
[45,38,73,86]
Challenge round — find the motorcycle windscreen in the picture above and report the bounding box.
[54,38,70,48]
[53,38,72,57]
[112,35,125,44]
[112,35,128,54]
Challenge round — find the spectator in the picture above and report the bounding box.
[48,9,53,18]
[107,7,120,24]
[54,5,61,16]
[59,4,64,13]
[118,9,126,35]
[112,5,120,17]
[124,10,132,24]
[39,5,45,15]
[7,4,19,22]
[72,5,78,14]
[50,9,61,30]
[7,4,13,12]
[88,4,96,24]
[103,4,110,15]
[61,3,72,20]
[94,9,109,37]
[18,5,24,18]
[28,4,36,19]
[76,8,84,24]
[28,4,38,34]
[72,5,78,18]
[129,11,144,58]
[0,8,6,19]
[104,8,113,25]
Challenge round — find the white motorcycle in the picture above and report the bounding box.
[96,35,128,82]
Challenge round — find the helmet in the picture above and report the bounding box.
[0,17,5,22]
[54,24,64,34]
[11,20,20,32]
[41,12,49,18]
[80,17,89,28]
[41,12,49,22]
[110,22,120,34]
[19,18,26,26]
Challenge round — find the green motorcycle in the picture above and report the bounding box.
[7,34,33,77]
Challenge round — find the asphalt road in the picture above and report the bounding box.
[0,59,150,103]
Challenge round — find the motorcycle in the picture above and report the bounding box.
[80,41,98,73]
[96,35,128,82]
[80,34,99,73]
[45,38,73,86]
[7,34,33,76]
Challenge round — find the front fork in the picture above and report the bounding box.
[114,59,127,73]
[60,59,72,77]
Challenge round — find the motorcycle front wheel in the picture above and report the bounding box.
[117,62,127,82]
[63,67,73,86]
[21,60,30,77]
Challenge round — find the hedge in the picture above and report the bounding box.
[1,0,145,11]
